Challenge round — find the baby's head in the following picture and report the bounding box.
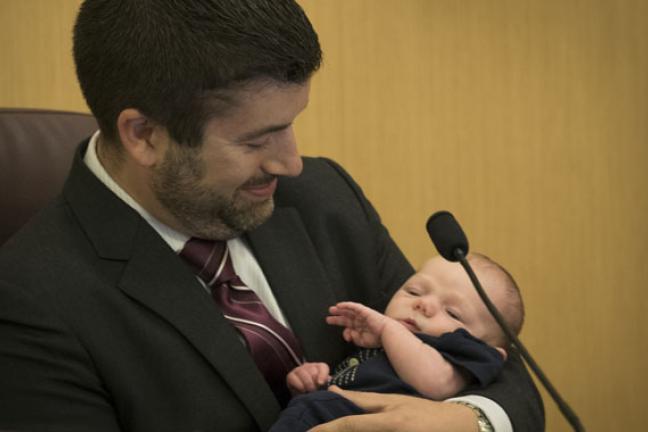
[384,253,524,358]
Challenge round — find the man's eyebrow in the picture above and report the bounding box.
[236,123,292,142]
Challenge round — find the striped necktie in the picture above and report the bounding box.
[180,237,304,405]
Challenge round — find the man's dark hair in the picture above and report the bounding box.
[73,0,321,147]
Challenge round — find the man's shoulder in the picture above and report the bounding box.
[0,197,87,277]
[287,156,347,183]
[276,156,360,203]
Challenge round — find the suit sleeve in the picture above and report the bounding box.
[0,280,121,432]
[457,347,545,431]
[317,157,414,311]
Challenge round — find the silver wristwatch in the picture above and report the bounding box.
[452,401,495,432]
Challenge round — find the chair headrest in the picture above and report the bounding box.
[0,108,98,246]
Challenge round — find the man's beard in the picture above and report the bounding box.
[151,144,275,240]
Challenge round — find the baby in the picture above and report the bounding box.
[269,253,524,431]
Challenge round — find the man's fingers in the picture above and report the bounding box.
[323,386,479,432]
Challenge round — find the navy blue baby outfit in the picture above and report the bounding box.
[269,329,504,432]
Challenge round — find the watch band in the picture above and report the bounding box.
[452,400,495,432]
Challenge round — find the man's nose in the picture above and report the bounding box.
[262,126,303,177]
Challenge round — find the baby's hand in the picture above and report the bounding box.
[286,362,330,395]
[326,302,390,348]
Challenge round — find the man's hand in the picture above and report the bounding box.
[326,302,396,348]
[308,386,478,432]
[286,362,330,395]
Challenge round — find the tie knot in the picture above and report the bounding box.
[180,238,233,286]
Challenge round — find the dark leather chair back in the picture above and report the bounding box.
[0,109,97,246]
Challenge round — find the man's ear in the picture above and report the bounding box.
[116,108,164,167]
[495,346,508,361]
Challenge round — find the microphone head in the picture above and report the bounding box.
[426,211,469,262]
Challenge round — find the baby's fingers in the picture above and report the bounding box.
[326,315,353,328]
[328,305,359,320]
[332,302,371,315]
[342,328,358,343]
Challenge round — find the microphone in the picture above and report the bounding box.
[425,211,468,262]
[426,211,585,432]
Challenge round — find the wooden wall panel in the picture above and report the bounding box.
[297,2,647,430]
[0,0,85,111]
[2,1,646,430]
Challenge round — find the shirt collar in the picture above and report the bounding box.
[83,130,189,253]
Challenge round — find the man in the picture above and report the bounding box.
[0,1,543,431]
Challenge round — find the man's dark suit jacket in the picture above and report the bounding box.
[0,141,543,431]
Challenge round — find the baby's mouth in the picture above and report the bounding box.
[401,318,420,332]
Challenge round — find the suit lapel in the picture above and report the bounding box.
[119,224,280,429]
[63,144,280,430]
[246,207,344,365]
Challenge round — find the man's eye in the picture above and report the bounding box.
[246,142,265,149]
[243,137,271,150]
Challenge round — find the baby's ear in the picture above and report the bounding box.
[495,346,508,361]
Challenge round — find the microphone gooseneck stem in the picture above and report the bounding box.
[454,248,585,432]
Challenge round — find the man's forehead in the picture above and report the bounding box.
[203,80,310,136]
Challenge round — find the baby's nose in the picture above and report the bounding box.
[414,297,438,317]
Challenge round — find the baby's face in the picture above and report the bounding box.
[384,256,506,348]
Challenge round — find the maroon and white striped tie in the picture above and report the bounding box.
[180,237,304,405]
